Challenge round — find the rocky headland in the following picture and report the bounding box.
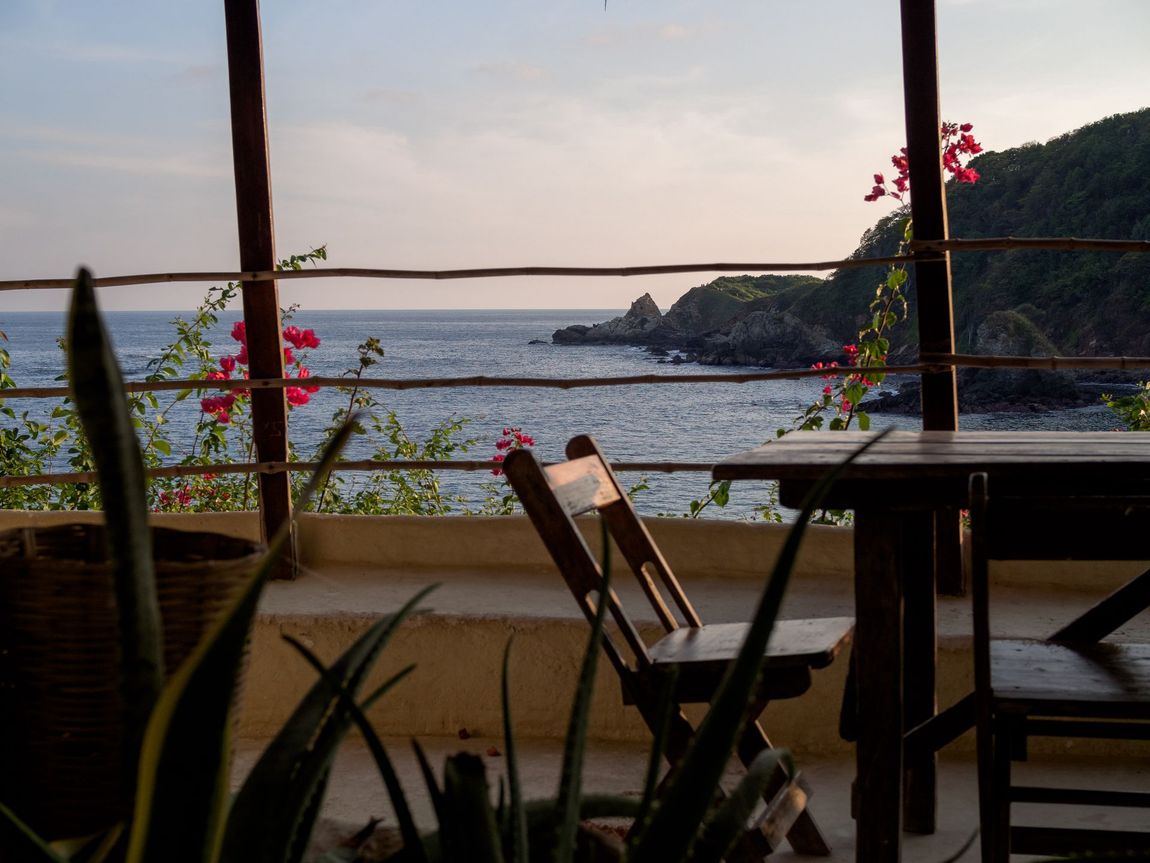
[551,109,1150,412]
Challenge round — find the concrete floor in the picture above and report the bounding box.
[234,737,1150,863]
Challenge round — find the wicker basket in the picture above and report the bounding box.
[0,523,264,839]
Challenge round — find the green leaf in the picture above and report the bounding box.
[282,637,427,863]
[67,267,163,801]
[443,754,504,863]
[501,640,528,863]
[857,411,872,432]
[0,800,69,862]
[153,440,172,457]
[131,419,358,863]
[223,585,435,863]
[554,520,612,863]
[691,750,792,863]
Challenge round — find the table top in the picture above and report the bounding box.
[713,430,1150,507]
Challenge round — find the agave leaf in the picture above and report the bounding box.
[129,420,358,863]
[0,801,69,863]
[224,584,436,863]
[52,824,125,863]
[625,666,678,852]
[283,635,427,862]
[689,749,791,863]
[554,520,612,863]
[630,430,891,863]
[442,754,504,863]
[500,640,528,863]
[67,267,162,793]
[412,739,449,839]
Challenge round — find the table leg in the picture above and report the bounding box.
[902,510,938,834]
[853,509,903,863]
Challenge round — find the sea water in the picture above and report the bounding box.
[0,309,1118,517]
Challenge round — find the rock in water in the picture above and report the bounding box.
[552,292,668,345]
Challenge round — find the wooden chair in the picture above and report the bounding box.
[969,473,1150,861]
[504,435,853,859]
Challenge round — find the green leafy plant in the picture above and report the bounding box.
[1104,380,1150,431]
[0,268,414,863]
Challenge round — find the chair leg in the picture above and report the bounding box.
[738,717,832,857]
[991,716,1013,863]
[976,705,996,863]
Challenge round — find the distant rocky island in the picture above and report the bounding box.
[552,109,1150,412]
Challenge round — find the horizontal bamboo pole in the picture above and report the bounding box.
[911,237,1150,255]
[6,352,1145,404]
[0,364,943,400]
[0,458,713,488]
[922,352,1150,371]
[0,254,935,292]
[5,234,1147,294]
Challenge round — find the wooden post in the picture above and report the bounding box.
[899,1,964,597]
[899,0,957,429]
[224,0,296,578]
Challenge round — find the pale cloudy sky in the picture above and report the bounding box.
[1,0,1147,311]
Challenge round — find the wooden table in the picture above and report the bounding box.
[713,430,1150,863]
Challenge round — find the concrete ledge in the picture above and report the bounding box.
[3,511,1147,756]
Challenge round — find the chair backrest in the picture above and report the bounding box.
[504,435,703,677]
[968,472,1150,692]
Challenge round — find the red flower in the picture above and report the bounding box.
[490,452,506,476]
[285,386,310,407]
[297,366,320,393]
[236,345,249,365]
[823,385,833,395]
[231,321,247,344]
[283,347,295,366]
[219,355,236,374]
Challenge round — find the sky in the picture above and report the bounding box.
[1,0,1148,312]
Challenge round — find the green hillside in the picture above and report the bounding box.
[774,108,1150,357]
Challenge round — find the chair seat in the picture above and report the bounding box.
[991,639,1150,719]
[648,618,854,672]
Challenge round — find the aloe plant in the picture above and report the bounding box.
[0,269,415,863]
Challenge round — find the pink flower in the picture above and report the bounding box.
[282,326,321,350]
[219,355,236,373]
[490,452,506,476]
[231,320,247,344]
[495,438,511,451]
[297,366,320,393]
[205,370,227,381]
[823,385,833,395]
[285,386,310,407]
[236,345,249,365]
[283,347,294,366]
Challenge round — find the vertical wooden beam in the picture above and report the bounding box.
[899,0,957,430]
[899,0,965,596]
[224,0,296,578]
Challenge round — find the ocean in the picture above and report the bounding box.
[0,309,1118,517]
